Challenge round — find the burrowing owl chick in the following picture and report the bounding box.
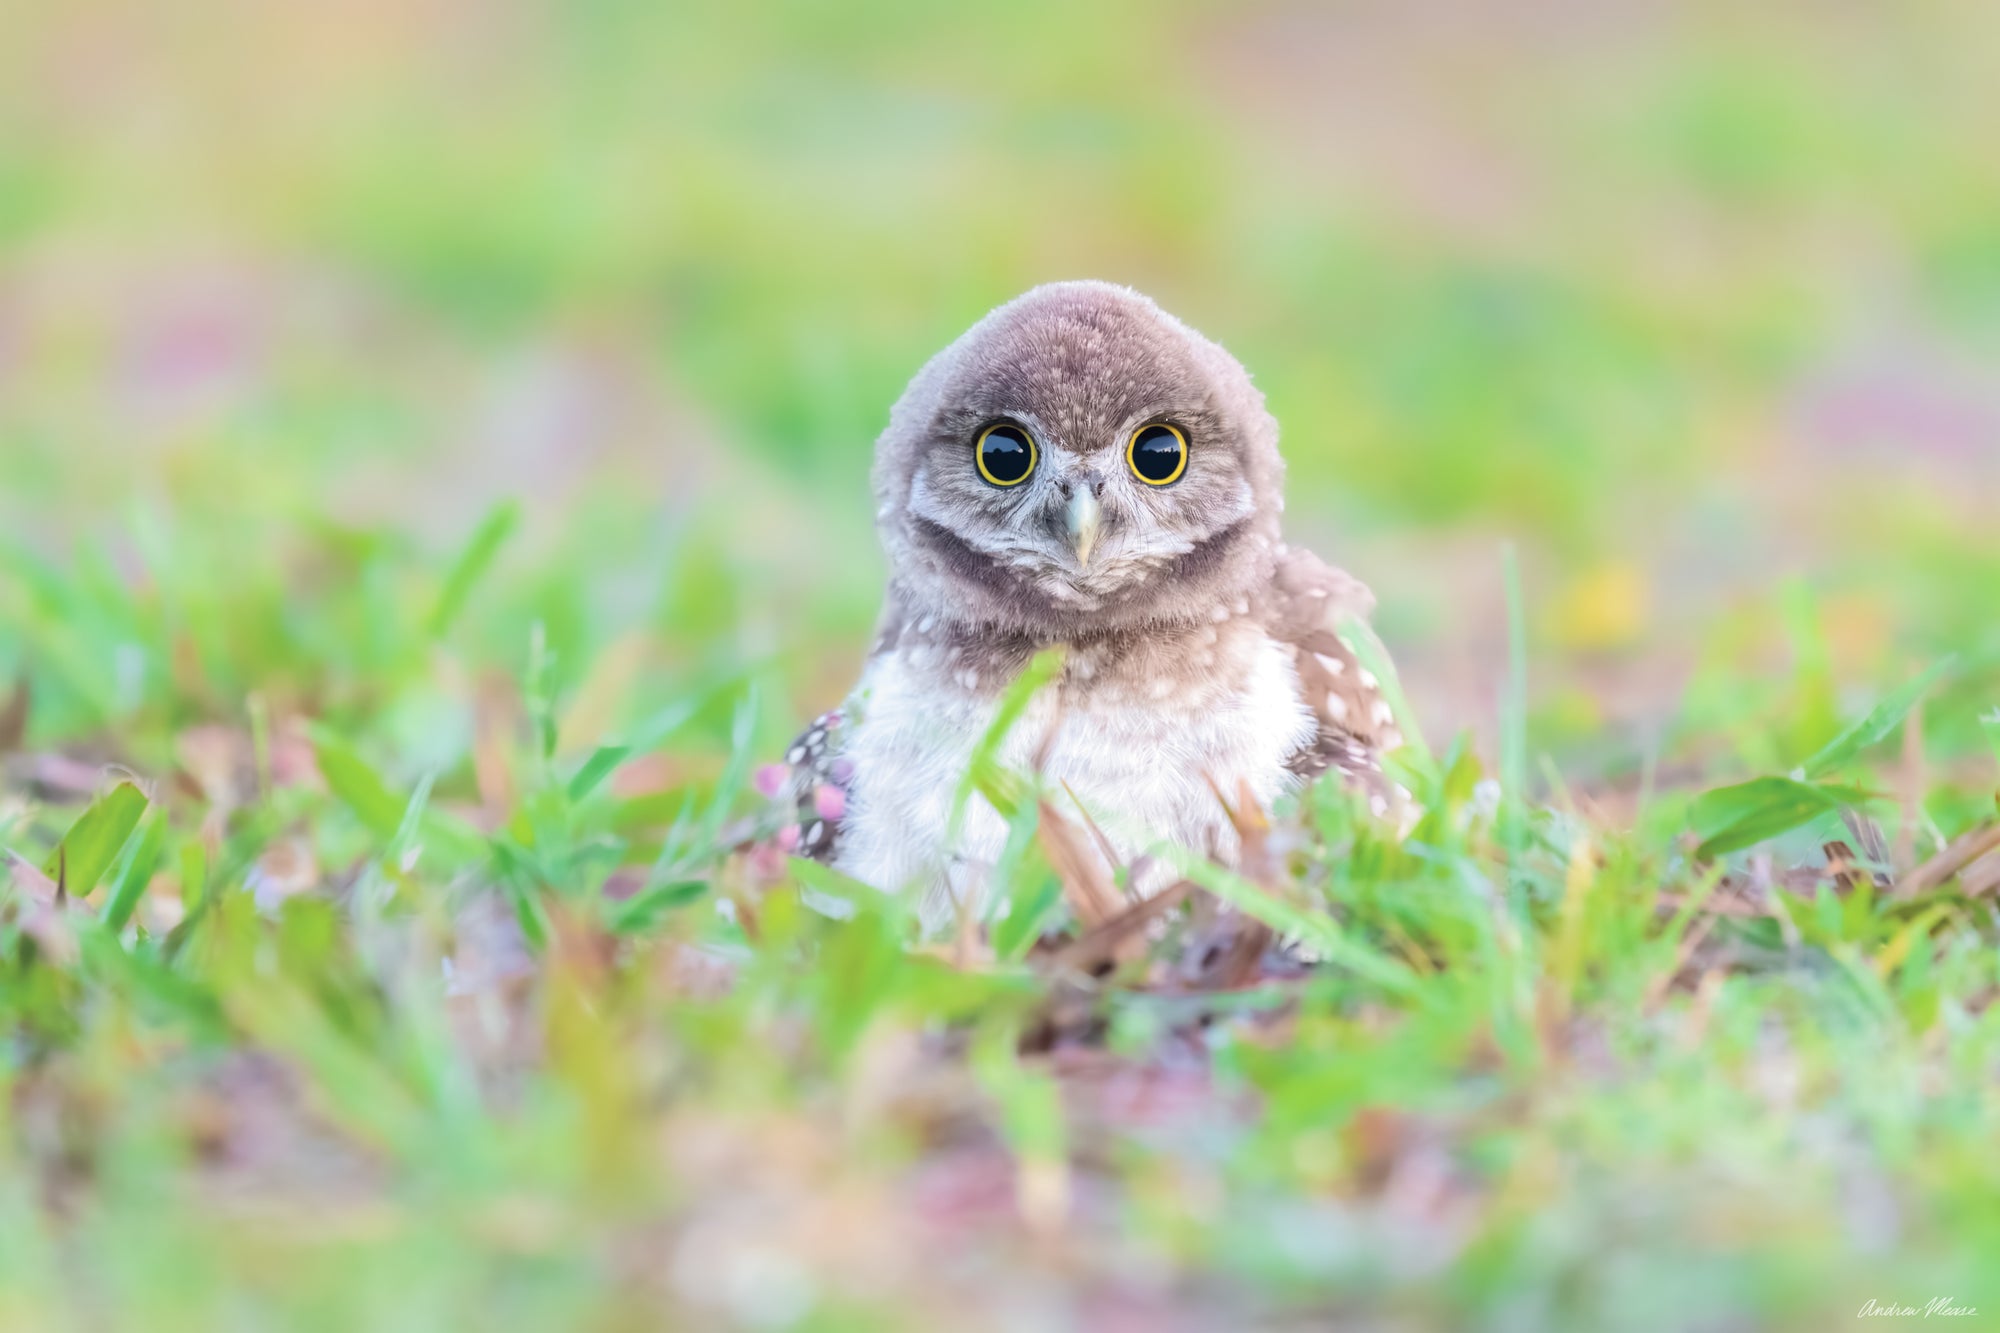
[772,281,1400,911]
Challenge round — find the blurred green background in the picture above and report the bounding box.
[6,0,1998,778]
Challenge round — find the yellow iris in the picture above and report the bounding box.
[975,422,1037,487]
[1127,423,1188,485]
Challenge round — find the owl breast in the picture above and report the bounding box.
[831,633,1316,907]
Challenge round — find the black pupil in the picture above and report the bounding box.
[980,426,1032,483]
[1133,426,1183,482]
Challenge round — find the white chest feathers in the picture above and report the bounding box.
[832,635,1316,902]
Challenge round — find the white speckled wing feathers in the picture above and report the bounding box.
[1264,547,1398,794]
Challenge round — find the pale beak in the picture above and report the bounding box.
[1066,488,1104,568]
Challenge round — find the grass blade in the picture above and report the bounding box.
[101,810,168,931]
[43,781,149,898]
[950,648,1064,839]
[1172,852,1422,1001]
[1690,776,1877,859]
[310,727,407,843]
[428,498,521,638]
[568,745,630,803]
[1798,657,1956,780]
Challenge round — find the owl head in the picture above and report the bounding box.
[873,281,1286,638]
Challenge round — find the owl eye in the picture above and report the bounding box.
[975,422,1037,487]
[1127,423,1188,486]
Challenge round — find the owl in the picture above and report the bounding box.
[769,281,1401,915]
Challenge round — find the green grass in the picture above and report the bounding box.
[5,2,2000,1329]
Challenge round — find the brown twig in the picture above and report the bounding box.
[1058,781,1125,876]
[1895,823,2000,899]
[1043,881,1192,981]
[0,676,29,755]
[1895,698,1927,874]
[1036,799,1126,928]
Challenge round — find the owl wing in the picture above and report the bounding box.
[776,703,852,862]
[766,603,912,865]
[1264,547,1404,806]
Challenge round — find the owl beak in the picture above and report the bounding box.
[1066,489,1104,568]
